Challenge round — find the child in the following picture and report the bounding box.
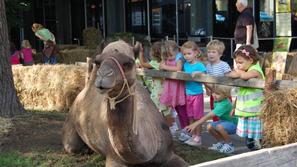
[139,41,169,124]
[181,41,206,146]
[185,85,238,154]
[20,40,35,66]
[9,42,20,65]
[206,40,232,121]
[228,45,264,151]
[159,40,188,128]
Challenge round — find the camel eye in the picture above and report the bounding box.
[122,62,134,71]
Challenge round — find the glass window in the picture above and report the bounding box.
[258,0,274,37]
[126,0,147,34]
[292,0,297,36]
[150,0,176,36]
[291,0,297,50]
[213,0,230,37]
[43,0,56,35]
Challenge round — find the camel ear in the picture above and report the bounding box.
[133,41,141,58]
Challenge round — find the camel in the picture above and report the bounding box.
[62,40,188,167]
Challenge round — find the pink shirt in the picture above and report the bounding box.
[10,51,20,65]
[20,48,33,63]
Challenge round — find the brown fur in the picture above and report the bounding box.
[62,40,188,167]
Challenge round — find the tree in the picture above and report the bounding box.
[0,0,25,117]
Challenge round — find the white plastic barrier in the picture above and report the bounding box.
[191,143,297,167]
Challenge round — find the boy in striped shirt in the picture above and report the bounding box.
[205,40,232,121]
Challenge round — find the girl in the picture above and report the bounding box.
[181,41,206,146]
[139,41,168,120]
[228,45,264,150]
[31,23,57,64]
[159,40,188,129]
[20,40,35,66]
[9,42,20,65]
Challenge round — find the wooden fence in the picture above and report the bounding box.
[136,68,297,90]
[75,62,297,90]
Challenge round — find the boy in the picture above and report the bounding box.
[206,40,232,121]
[185,85,238,154]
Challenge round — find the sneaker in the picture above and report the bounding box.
[219,143,235,154]
[246,138,262,151]
[208,142,224,151]
[178,129,192,142]
[252,139,262,150]
[185,136,202,147]
[169,126,178,138]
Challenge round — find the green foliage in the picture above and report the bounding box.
[5,0,31,28]
[0,151,106,167]
[83,27,102,49]
[0,152,33,167]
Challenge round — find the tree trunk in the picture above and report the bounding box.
[0,0,25,117]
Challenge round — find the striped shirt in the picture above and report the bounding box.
[206,61,231,76]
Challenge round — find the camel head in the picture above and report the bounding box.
[94,50,136,98]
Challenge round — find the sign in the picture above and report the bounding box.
[276,0,291,13]
[276,13,292,36]
[271,37,292,79]
[273,37,292,52]
[271,52,288,79]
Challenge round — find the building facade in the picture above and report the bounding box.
[14,0,297,52]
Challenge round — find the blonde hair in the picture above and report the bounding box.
[32,23,44,31]
[206,40,225,55]
[21,40,31,48]
[213,84,232,98]
[181,41,199,52]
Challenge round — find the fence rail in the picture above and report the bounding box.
[75,62,297,90]
[136,68,297,90]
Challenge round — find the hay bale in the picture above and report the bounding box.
[58,47,97,64]
[12,65,86,111]
[262,88,297,147]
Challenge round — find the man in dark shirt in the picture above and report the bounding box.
[234,0,254,49]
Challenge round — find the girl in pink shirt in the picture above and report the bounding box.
[20,40,35,65]
[10,42,20,65]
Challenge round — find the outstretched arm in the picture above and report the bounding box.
[185,111,215,133]
[239,70,261,80]
[139,44,153,69]
[160,60,183,71]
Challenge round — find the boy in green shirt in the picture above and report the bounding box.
[185,85,237,154]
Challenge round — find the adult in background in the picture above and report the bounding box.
[234,0,254,50]
[31,23,57,64]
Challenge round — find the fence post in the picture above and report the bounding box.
[230,38,234,59]
[264,68,277,94]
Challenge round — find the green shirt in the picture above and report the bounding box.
[213,98,238,124]
[35,28,54,41]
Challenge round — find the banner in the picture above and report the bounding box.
[271,37,292,79]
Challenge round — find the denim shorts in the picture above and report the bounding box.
[209,120,237,135]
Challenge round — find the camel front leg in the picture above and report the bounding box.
[105,154,127,167]
[62,115,91,154]
[161,153,189,167]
